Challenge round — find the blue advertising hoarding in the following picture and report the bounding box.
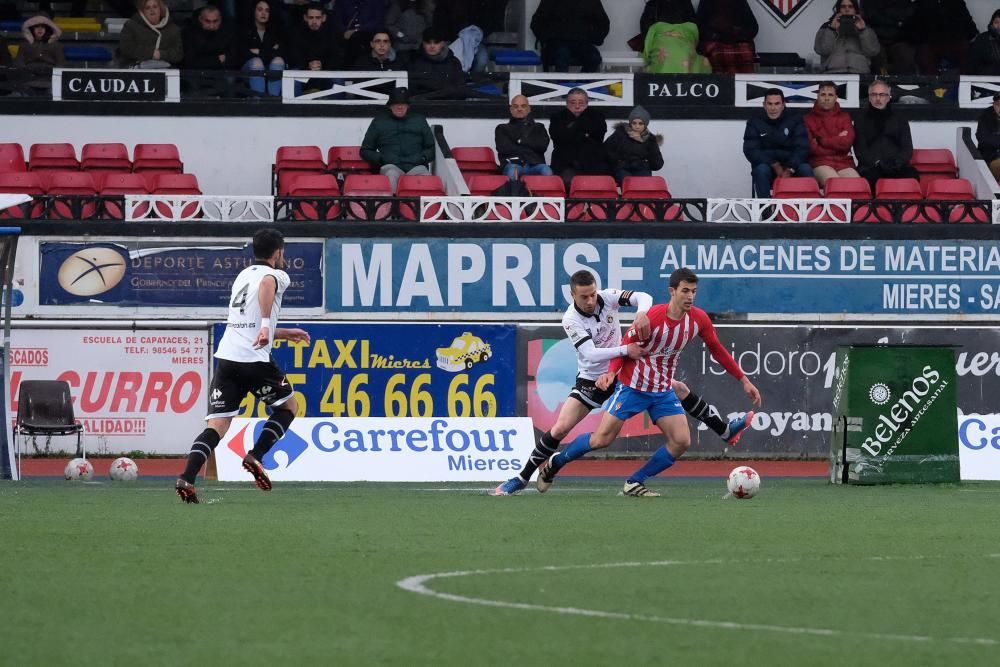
[212,323,517,418]
[326,238,1000,316]
[40,241,323,307]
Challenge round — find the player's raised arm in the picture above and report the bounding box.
[623,290,653,341]
[696,311,762,407]
[253,275,277,349]
[275,328,311,343]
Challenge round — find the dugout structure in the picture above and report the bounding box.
[829,345,959,485]
[0,223,22,480]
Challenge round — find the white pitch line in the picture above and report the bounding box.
[397,555,1000,647]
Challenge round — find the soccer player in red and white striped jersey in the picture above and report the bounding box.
[537,267,761,497]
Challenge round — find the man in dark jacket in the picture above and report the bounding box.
[968,10,1000,75]
[550,88,610,188]
[495,95,552,180]
[407,26,466,99]
[530,0,609,72]
[289,3,344,91]
[864,0,917,73]
[353,29,401,70]
[360,86,435,191]
[183,5,233,70]
[742,88,813,197]
[976,92,1000,182]
[852,80,919,190]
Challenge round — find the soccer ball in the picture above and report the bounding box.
[109,457,139,481]
[64,458,94,481]
[727,466,761,499]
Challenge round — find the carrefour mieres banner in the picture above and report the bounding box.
[216,417,535,481]
[326,238,1000,316]
[213,323,516,418]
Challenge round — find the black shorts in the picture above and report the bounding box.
[208,358,294,418]
[568,375,617,410]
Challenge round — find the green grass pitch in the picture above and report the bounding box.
[2,477,998,666]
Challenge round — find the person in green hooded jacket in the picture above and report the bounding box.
[361,86,435,191]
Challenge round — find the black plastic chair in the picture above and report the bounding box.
[15,381,85,474]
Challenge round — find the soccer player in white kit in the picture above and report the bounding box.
[175,229,310,504]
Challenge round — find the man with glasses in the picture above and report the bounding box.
[814,0,880,74]
[353,29,401,70]
[853,80,918,190]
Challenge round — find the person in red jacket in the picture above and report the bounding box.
[804,81,860,190]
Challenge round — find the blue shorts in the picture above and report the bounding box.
[607,383,684,423]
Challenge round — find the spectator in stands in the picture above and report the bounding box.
[235,0,286,96]
[864,0,917,73]
[549,88,610,187]
[119,0,183,69]
[289,3,344,92]
[13,15,66,91]
[853,80,919,190]
[407,26,466,100]
[182,5,233,70]
[639,0,696,43]
[805,82,860,189]
[361,86,435,191]
[495,94,552,180]
[814,0,880,74]
[335,0,388,67]
[903,0,976,74]
[742,88,813,197]
[643,22,710,74]
[968,10,1000,75]
[385,0,433,66]
[353,30,401,70]
[433,0,506,73]
[975,92,1000,182]
[604,105,664,186]
[696,0,758,74]
[530,0,609,73]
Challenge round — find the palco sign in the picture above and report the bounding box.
[638,75,734,106]
[54,69,171,102]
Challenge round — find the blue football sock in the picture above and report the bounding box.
[627,446,676,484]
[551,433,593,472]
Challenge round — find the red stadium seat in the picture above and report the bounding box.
[152,173,201,219]
[911,148,957,191]
[47,171,99,219]
[522,175,565,197]
[771,176,825,221]
[0,143,26,173]
[0,172,46,218]
[467,174,509,196]
[452,146,499,174]
[133,143,183,173]
[825,177,874,222]
[618,176,680,221]
[874,178,923,223]
[521,175,565,221]
[28,143,79,172]
[81,143,131,172]
[272,146,326,195]
[923,178,986,223]
[327,146,372,176]
[396,174,446,220]
[568,175,617,221]
[286,173,341,220]
[343,174,393,220]
[99,172,149,219]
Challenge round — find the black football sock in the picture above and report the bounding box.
[250,409,296,460]
[181,428,221,483]
[517,431,561,483]
[680,390,728,437]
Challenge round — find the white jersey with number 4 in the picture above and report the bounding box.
[215,262,290,363]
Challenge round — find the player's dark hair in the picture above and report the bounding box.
[764,87,785,101]
[669,267,698,288]
[569,270,597,291]
[252,228,285,259]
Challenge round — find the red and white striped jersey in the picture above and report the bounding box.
[611,304,743,392]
